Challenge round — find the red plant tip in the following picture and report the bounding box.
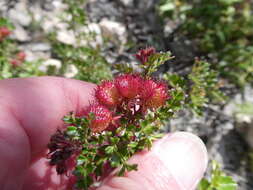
[0,27,11,40]
[16,51,26,62]
[47,130,81,175]
[140,79,169,109]
[10,59,22,67]
[85,104,113,133]
[95,81,122,107]
[135,47,156,64]
[115,74,142,99]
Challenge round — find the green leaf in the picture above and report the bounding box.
[216,176,237,190]
[111,154,121,167]
[197,178,210,190]
[66,126,77,136]
[110,137,120,144]
[198,160,238,190]
[128,142,138,149]
[105,146,116,154]
[118,165,126,176]
[125,163,138,171]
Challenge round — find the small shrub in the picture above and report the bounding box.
[159,0,253,88]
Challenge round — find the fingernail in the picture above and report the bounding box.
[153,132,208,190]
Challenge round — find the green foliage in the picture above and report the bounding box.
[143,52,174,76]
[235,102,253,116]
[198,161,237,190]
[62,0,87,27]
[0,18,45,79]
[159,0,253,87]
[162,73,186,116]
[188,59,225,115]
[159,0,191,20]
[49,0,112,83]
[163,59,224,115]
[64,112,165,189]
[0,17,14,29]
[51,39,112,83]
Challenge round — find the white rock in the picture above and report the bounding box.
[28,43,51,52]
[39,59,62,73]
[88,23,102,35]
[244,85,253,102]
[12,25,31,42]
[120,0,133,6]
[8,3,32,26]
[99,19,127,45]
[234,102,253,149]
[223,93,242,117]
[235,113,252,123]
[88,23,103,47]
[77,23,103,47]
[25,51,42,62]
[0,2,7,13]
[57,30,76,45]
[64,64,78,78]
[56,22,69,30]
[41,16,62,33]
[41,0,68,33]
[30,5,43,23]
[52,0,68,10]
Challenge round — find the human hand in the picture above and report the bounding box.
[0,77,208,190]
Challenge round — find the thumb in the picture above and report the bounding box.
[97,132,208,190]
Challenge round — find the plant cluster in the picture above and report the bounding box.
[163,59,225,115]
[0,18,44,79]
[1,0,112,83]
[188,59,225,114]
[47,48,181,189]
[159,0,253,88]
[48,0,112,83]
[159,1,241,187]
[198,160,237,190]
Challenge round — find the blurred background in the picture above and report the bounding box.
[1,0,253,189]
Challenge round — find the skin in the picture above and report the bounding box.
[0,77,208,190]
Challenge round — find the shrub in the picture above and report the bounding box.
[159,0,253,87]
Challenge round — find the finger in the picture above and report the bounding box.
[23,156,75,190]
[0,77,95,189]
[97,132,208,190]
[0,76,95,157]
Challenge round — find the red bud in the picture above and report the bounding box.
[0,27,11,40]
[85,104,113,133]
[134,47,156,64]
[10,59,22,66]
[17,51,26,62]
[115,74,142,99]
[95,81,122,107]
[140,79,169,109]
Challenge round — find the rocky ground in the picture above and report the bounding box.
[1,0,253,189]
